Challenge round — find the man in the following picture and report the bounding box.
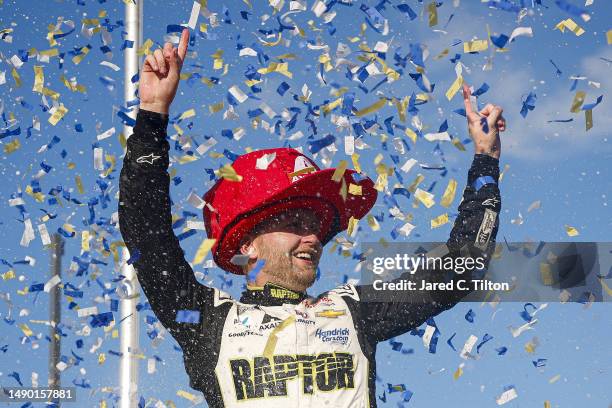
[119,29,504,407]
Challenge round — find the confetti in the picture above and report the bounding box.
[496,387,518,405]
[564,225,579,237]
[555,18,585,36]
[415,188,435,208]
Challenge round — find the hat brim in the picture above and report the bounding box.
[213,169,377,274]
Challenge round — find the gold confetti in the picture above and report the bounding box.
[263,316,295,359]
[331,160,348,182]
[446,75,463,101]
[48,104,68,126]
[348,184,362,196]
[607,29,612,44]
[33,65,44,93]
[177,390,199,403]
[427,1,438,27]
[555,18,585,36]
[407,174,425,193]
[355,98,387,117]
[257,61,292,78]
[585,109,593,131]
[136,38,154,56]
[404,127,417,143]
[415,188,435,208]
[351,153,361,173]
[3,139,21,154]
[19,323,33,337]
[72,44,91,64]
[440,179,457,208]
[2,270,15,280]
[209,101,224,114]
[75,175,84,194]
[430,213,449,229]
[193,239,216,265]
[179,108,196,121]
[321,97,342,115]
[463,40,488,53]
[218,164,243,181]
[347,216,358,236]
[11,67,21,87]
[564,225,579,237]
[540,263,553,286]
[367,215,380,231]
[98,353,106,365]
[81,230,90,252]
[453,365,463,380]
[570,91,586,112]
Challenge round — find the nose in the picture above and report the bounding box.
[301,233,321,248]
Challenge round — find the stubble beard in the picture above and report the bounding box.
[256,240,317,290]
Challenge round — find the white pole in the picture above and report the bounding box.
[120,1,143,407]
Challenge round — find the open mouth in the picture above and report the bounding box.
[293,250,318,264]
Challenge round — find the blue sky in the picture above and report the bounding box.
[0,0,611,407]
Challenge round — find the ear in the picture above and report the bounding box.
[240,241,258,260]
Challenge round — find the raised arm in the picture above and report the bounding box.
[353,84,504,343]
[118,30,222,344]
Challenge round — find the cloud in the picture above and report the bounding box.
[463,47,612,162]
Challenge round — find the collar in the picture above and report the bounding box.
[240,282,308,306]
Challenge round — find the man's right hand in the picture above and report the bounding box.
[139,28,189,115]
[462,84,505,160]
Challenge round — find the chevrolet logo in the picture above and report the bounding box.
[315,309,346,318]
[136,153,161,165]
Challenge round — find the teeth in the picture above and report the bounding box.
[294,252,312,260]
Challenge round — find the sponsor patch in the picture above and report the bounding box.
[315,309,346,318]
[315,327,350,345]
[475,208,497,249]
[136,153,161,164]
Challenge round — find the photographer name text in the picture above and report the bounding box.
[372,279,510,292]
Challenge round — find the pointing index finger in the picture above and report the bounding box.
[178,28,189,62]
[462,84,474,116]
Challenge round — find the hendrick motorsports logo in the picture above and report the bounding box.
[315,328,350,345]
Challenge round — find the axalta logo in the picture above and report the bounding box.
[315,327,350,345]
[290,156,316,183]
[230,352,355,400]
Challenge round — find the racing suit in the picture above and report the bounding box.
[118,110,502,407]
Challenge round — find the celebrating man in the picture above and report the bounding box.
[119,29,504,407]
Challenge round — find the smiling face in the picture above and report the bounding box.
[240,208,323,292]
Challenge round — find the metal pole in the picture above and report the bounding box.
[48,233,63,405]
[120,1,143,407]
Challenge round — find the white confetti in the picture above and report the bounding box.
[509,26,533,42]
[97,127,116,141]
[496,387,518,405]
[187,192,206,209]
[187,1,201,30]
[37,223,51,246]
[20,219,35,247]
[78,306,99,318]
[460,334,478,359]
[255,152,276,170]
[401,158,418,173]
[44,275,61,292]
[228,85,248,103]
[93,147,104,171]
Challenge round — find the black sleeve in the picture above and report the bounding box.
[118,109,220,346]
[354,154,502,343]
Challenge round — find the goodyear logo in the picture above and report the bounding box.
[230,352,355,400]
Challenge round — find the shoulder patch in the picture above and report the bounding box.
[214,288,235,307]
[328,284,360,302]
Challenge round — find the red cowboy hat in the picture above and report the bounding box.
[203,148,377,274]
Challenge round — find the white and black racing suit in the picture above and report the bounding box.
[118,110,502,407]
